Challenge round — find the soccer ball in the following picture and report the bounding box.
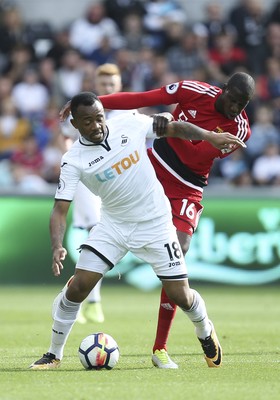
[78,332,120,370]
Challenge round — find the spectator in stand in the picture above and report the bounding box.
[11,67,50,118]
[104,0,146,31]
[252,143,280,185]
[42,135,65,184]
[3,43,34,83]
[228,0,268,75]
[9,134,50,193]
[69,1,124,59]
[46,28,72,69]
[0,74,13,103]
[218,147,252,186]
[0,97,31,159]
[0,5,36,71]
[163,18,189,51]
[137,54,172,92]
[143,0,188,51]
[259,57,280,129]
[265,23,280,60]
[38,57,60,102]
[208,31,247,78]
[122,12,151,52]
[11,134,44,173]
[37,101,66,184]
[87,34,117,66]
[54,48,86,105]
[266,57,280,99]
[130,47,158,92]
[193,1,237,50]
[166,26,207,80]
[112,47,137,91]
[245,103,280,165]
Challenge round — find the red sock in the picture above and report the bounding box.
[152,287,177,352]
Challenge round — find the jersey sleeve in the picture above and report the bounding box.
[99,89,163,109]
[55,158,81,201]
[219,112,252,159]
[132,113,155,138]
[99,81,186,110]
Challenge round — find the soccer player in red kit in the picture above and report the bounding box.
[98,71,255,368]
[59,72,255,368]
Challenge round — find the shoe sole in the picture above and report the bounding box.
[29,361,61,370]
[151,355,178,369]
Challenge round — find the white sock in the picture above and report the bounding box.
[182,289,211,339]
[48,293,81,360]
[86,278,102,303]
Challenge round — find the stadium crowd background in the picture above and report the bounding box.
[1,0,280,193]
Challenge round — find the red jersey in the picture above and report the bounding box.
[100,80,251,186]
[100,81,251,232]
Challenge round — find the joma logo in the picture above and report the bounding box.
[89,156,104,167]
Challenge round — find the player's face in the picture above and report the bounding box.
[95,74,122,95]
[71,101,107,144]
[218,86,250,120]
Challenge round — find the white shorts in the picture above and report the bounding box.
[76,213,188,280]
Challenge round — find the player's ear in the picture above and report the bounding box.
[70,118,77,129]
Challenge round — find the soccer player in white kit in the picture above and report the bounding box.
[29,91,245,369]
[63,63,138,324]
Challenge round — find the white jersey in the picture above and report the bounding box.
[61,109,138,229]
[56,113,171,222]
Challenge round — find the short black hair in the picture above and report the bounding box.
[227,72,255,98]
[70,91,100,117]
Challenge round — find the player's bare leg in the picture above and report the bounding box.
[29,270,103,370]
[161,279,222,368]
[79,279,104,324]
[152,231,191,369]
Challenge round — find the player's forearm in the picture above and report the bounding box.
[167,121,214,141]
[49,210,67,251]
[99,89,162,109]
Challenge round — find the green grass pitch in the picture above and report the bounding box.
[1,284,280,400]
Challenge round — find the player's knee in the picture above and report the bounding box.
[165,285,193,310]
[66,277,91,302]
[174,291,193,310]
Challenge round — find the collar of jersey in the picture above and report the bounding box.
[79,126,109,146]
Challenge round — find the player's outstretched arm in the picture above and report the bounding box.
[161,120,246,150]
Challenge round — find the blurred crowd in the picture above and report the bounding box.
[1,0,280,193]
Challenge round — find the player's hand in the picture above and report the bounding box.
[52,247,67,276]
[59,100,72,122]
[208,131,246,153]
[153,113,174,137]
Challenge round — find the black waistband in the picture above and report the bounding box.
[153,138,207,188]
